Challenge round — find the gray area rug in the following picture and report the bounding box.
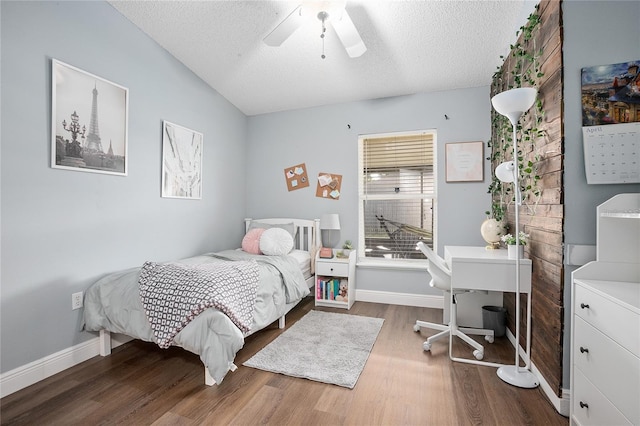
[243,310,384,389]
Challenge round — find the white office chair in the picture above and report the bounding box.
[413,242,494,360]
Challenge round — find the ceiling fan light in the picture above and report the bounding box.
[302,0,346,18]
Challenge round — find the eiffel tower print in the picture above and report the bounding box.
[84,83,104,153]
[52,59,128,176]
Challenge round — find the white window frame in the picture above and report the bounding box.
[357,130,438,268]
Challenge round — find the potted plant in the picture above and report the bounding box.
[336,240,353,259]
[501,231,529,259]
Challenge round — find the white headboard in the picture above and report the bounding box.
[244,218,319,252]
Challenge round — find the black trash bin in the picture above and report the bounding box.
[482,306,507,337]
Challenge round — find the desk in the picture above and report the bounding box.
[444,245,533,367]
[445,246,532,294]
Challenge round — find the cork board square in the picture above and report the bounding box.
[316,173,342,200]
[284,163,310,191]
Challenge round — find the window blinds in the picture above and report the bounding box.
[362,132,435,197]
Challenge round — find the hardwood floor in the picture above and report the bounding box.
[1,298,568,425]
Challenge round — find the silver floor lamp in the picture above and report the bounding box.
[491,87,540,389]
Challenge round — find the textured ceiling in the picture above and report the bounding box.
[109,0,537,116]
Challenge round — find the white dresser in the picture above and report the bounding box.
[570,194,640,425]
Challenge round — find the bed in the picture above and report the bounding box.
[82,218,319,386]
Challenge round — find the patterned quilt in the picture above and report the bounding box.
[138,260,259,348]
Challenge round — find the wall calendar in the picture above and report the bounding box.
[582,122,639,184]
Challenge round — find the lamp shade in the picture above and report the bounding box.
[491,87,537,125]
[495,161,516,183]
[320,213,340,230]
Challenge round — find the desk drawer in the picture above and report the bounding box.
[574,316,640,422]
[316,262,349,277]
[572,368,631,426]
[449,261,531,293]
[575,284,639,357]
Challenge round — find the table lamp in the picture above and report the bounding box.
[491,87,540,389]
[320,213,340,248]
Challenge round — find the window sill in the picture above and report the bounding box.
[356,257,427,271]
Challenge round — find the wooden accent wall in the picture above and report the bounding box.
[490,0,564,396]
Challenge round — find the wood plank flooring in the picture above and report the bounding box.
[1,298,568,425]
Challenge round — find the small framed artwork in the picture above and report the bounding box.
[51,59,129,175]
[162,121,203,199]
[445,141,484,182]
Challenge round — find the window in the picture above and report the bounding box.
[358,130,436,260]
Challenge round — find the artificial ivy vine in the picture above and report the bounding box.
[487,4,545,222]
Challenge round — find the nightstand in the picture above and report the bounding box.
[315,249,356,309]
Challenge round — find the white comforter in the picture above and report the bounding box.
[82,250,309,384]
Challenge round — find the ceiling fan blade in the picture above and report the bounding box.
[263,5,305,47]
[331,9,366,58]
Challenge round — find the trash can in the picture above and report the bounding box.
[482,306,507,337]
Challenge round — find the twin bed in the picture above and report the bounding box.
[83,218,319,386]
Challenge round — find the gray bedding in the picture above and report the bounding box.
[83,250,310,384]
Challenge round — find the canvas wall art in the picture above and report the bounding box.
[581,61,640,126]
[162,121,203,199]
[445,141,484,182]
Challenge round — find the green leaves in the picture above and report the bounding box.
[488,5,545,218]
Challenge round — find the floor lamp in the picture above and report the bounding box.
[491,87,540,389]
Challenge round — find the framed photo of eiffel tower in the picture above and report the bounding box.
[51,59,129,176]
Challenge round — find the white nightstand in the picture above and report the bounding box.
[315,249,356,310]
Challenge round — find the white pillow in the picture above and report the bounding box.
[259,227,294,256]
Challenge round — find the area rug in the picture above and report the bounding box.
[243,310,384,389]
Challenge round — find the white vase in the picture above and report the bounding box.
[507,244,524,259]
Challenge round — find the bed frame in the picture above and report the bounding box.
[98,217,319,386]
[244,217,319,288]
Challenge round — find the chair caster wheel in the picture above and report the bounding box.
[423,342,432,352]
[473,350,484,360]
[413,324,421,332]
[485,335,494,343]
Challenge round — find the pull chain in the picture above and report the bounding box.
[318,11,328,59]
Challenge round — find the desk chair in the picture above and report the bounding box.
[413,242,494,360]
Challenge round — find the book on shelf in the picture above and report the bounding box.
[316,277,341,301]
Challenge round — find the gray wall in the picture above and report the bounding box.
[561,0,640,387]
[0,1,248,373]
[246,87,493,295]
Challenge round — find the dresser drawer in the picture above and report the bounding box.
[574,283,640,357]
[316,261,349,277]
[572,367,631,426]
[574,316,640,423]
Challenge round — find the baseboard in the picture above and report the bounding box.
[531,362,571,417]
[0,333,132,399]
[355,289,443,309]
[0,339,98,398]
[505,329,570,417]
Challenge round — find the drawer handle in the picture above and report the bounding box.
[579,347,589,354]
[580,303,589,309]
[579,401,589,409]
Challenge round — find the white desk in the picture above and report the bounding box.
[445,246,531,294]
[444,245,533,367]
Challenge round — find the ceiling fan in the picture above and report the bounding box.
[263,1,366,59]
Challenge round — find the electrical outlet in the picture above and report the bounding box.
[72,292,83,310]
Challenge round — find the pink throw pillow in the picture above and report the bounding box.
[242,228,265,254]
